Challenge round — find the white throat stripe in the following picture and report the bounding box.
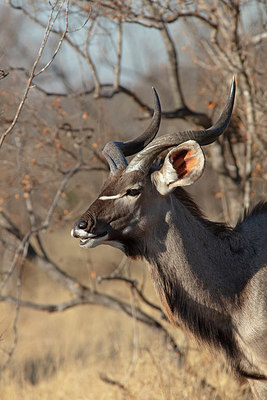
[99,193,123,201]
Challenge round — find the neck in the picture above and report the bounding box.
[125,189,253,362]
[146,189,251,302]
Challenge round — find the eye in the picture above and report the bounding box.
[125,187,142,197]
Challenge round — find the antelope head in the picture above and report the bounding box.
[71,79,236,256]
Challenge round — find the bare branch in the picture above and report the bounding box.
[98,275,162,313]
[159,24,186,108]
[0,288,183,358]
[249,31,267,46]
[84,19,101,98]
[0,70,9,80]
[42,158,82,228]
[34,1,69,77]
[114,20,122,90]
[0,1,69,149]
[30,82,212,127]
[0,235,29,376]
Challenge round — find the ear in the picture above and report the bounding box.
[152,140,205,195]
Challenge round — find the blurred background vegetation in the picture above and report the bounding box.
[0,1,266,399]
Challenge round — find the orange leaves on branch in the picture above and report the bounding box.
[51,97,61,109]
[252,143,258,152]
[21,179,29,186]
[82,112,89,119]
[20,173,33,194]
[90,270,96,280]
[43,192,51,200]
[51,97,66,115]
[1,189,10,199]
[206,101,217,110]
[0,188,12,208]
[251,163,262,178]
[56,139,61,149]
[8,177,15,187]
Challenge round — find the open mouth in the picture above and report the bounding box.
[79,231,108,248]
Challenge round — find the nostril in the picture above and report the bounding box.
[78,219,88,230]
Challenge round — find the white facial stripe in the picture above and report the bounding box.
[99,193,123,201]
[99,184,143,201]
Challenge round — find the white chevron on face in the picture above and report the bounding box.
[98,193,123,201]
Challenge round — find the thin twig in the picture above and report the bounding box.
[34,1,69,77]
[84,19,101,97]
[120,288,139,385]
[0,1,69,149]
[98,275,162,313]
[0,232,29,293]
[114,19,122,90]
[42,158,81,228]
[0,296,89,312]
[0,238,29,377]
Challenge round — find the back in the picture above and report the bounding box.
[236,203,267,269]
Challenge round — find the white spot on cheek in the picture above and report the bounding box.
[122,226,133,236]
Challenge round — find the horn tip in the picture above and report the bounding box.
[230,76,236,98]
[151,87,161,113]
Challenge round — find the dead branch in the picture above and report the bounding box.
[98,275,163,313]
[0,0,69,149]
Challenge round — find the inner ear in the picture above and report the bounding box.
[167,140,205,188]
[152,140,205,195]
[170,147,202,179]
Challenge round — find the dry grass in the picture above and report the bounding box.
[0,230,252,399]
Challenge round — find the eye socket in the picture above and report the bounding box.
[125,187,142,197]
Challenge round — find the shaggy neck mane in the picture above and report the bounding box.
[173,187,233,235]
[174,187,267,233]
[239,200,267,223]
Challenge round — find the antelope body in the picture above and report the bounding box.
[71,79,267,399]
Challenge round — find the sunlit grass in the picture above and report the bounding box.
[0,233,251,399]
